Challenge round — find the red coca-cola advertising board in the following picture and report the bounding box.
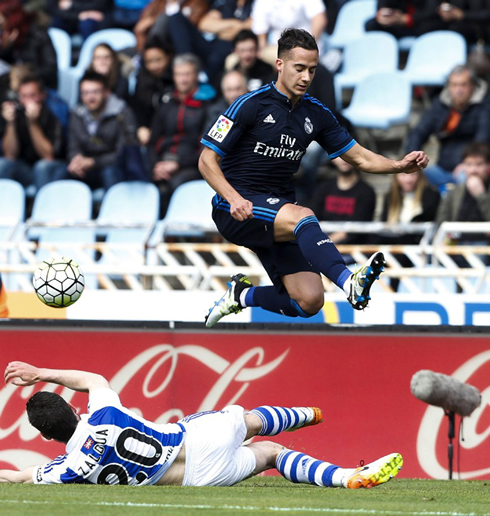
[0,322,489,480]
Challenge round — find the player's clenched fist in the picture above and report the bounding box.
[229,197,254,221]
[398,151,429,173]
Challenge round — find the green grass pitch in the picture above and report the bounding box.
[1,478,490,515]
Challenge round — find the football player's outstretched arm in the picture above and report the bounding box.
[4,361,110,393]
[0,466,34,483]
[341,143,429,175]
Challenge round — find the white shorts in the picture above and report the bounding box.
[180,405,256,487]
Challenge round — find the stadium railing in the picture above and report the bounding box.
[1,221,490,293]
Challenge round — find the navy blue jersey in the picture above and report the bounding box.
[201,82,356,198]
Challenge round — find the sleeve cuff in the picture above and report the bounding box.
[201,139,226,157]
[329,139,357,159]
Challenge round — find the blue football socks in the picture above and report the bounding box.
[249,406,312,435]
[294,216,351,289]
[242,286,314,317]
[276,449,342,487]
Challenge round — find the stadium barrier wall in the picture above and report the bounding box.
[4,290,490,326]
[0,321,489,480]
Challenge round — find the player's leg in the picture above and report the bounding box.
[237,248,326,318]
[205,255,323,327]
[246,441,403,489]
[205,195,383,327]
[274,203,386,310]
[244,406,323,439]
[281,271,325,316]
[206,194,325,326]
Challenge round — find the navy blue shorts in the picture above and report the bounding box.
[212,193,319,293]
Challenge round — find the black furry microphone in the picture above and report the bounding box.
[411,370,481,417]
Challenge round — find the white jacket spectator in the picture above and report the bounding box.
[251,0,327,62]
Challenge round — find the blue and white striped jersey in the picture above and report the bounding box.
[201,82,356,198]
[32,389,185,485]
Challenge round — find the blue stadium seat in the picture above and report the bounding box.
[96,181,159,274]
[0,179,25,234]
[398,36,416,52]
[48,27,72,71]
[400,31,467,87]
[328,0,377,49]
[0,179,25,290]
[156,180,216,240]
[29,180,94,264]
[342,72,412,131]
[334,32,399,109]
[59,29,137,106]
[97,181,159,244]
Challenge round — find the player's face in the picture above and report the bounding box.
[276,47,318,100]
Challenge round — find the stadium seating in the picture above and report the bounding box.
[0,179,25,287]
[59,29,137,106]
[399,31,467,87]
[342,71,412,127]
[334,32,399,109]
[328,0,377,49]
[155,180,217,241]
[341,71,411,152]
[0,179,25,235]
[398,36,416,52]
[48,28,72,71]
[97,181,159,245]
[342,72,411,130]
[96,182,159,286]
[28,180,94,260]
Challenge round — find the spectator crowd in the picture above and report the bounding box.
[1,0,490,243]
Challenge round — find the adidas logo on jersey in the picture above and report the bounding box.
[263,114,276,124]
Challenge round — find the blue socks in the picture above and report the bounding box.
[239,215,352,318]
[249,406,312,435]
[276,449,342,487]
[245,286,305,317]
[294,216,351,289]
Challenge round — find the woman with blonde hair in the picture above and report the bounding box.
[381,170,440,291]
[383,170,440,227]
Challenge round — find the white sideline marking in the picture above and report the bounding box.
[1,500,479,515]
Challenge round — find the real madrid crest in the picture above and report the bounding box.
[304,117,313,134]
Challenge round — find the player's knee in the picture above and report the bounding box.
[291,294,324,317]
[262,441,284,467]
[294,206,316,224]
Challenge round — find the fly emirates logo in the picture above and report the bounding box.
[254,134,305,161]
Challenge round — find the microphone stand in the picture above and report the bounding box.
[445,410,455,480]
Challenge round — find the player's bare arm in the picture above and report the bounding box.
[4,361,110,393]
[341,143,429,175]
[0,466,34,483]
[199,147,254,221]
